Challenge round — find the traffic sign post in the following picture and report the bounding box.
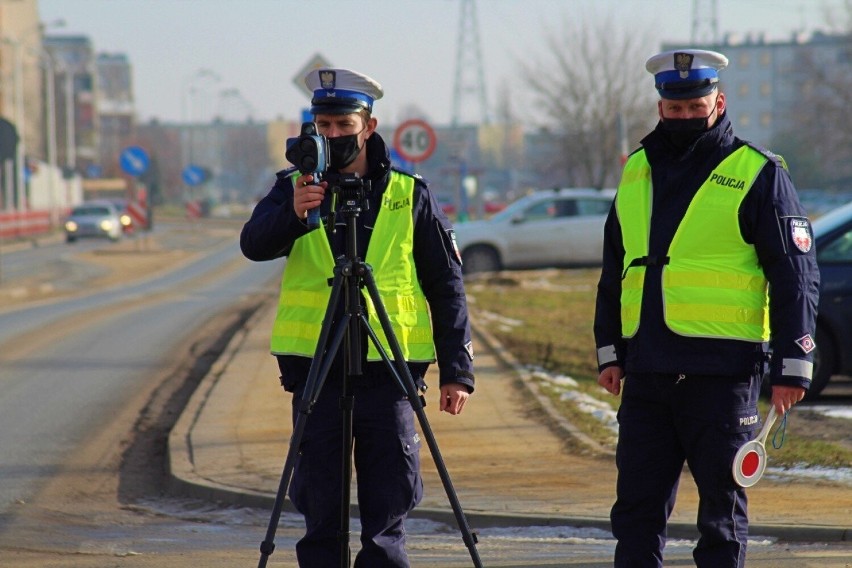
[293,53,333,98]
[182,164,207,221]
[119,146,150,177]
[119,146,151,234]
[182,164,206,187]
[393,119,437,164]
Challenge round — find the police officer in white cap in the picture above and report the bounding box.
[241,68,475,566]
[593,49,819,567]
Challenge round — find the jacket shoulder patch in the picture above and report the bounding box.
[743,141,788,170]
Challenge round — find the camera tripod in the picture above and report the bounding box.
[257,186,483,568]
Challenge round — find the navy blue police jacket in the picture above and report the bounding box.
[594,112,819,390]
[240,132,475,393]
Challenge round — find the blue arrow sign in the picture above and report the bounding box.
[119,145,150,177]
[87,164,103,178]
[182,164,206,186]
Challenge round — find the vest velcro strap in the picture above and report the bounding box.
[630,255,670,267]
[622,255,670,280]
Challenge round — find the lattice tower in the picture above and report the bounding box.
[451,0,490,125]
[691,0,720,45]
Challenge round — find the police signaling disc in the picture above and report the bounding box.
[732,406,778,488]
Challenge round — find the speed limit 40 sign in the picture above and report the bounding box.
[393,119,437,163]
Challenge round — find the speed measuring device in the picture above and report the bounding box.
[393,119,437,163]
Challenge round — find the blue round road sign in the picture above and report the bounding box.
[119,145,150,177]
[182,164,206,186]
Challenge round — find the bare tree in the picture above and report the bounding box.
[822,0,852,34]
[777,41,852,188]
[771,3,852,189]
[519,16,657,189]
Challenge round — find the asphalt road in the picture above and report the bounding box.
[0,224,849,567]
[0,231,281,514]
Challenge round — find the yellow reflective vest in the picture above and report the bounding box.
[617,145,770,342]
[270,171,436,362]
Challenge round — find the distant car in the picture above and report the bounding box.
[64,201,123,243]
[809,199,852,397]
[453,188,615,274]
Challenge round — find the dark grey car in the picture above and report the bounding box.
[811,199,852,397]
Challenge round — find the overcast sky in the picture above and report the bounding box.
[39,0,846,127]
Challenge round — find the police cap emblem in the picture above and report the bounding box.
[319,70,336,90]
[674,52,694,79]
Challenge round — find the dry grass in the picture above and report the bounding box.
[466,268,601,380]
[465,268,852,469]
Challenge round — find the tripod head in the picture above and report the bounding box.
[325,172,372,243]
[327,172,371,214]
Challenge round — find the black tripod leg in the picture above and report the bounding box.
[360,271,484,568]
[257,277,351,568]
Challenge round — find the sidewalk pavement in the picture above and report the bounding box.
[168,298,851,544]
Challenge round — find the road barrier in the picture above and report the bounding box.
[186,200,202,219]
[0,210,52,239]
[127,201,149,230]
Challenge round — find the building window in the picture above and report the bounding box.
[739,114,751,128]
[760,82,771,96]
[760,51,771,66]
[739,53,751,68]
[760,112,772,127]
[739,82,751,97]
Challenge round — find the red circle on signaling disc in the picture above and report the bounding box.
[741,450,760,477]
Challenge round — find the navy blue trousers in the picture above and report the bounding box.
[289,371,423,568]
[611,373,761,568]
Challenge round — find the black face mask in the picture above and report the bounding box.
[660,100,718,150]
[327,130,363,170]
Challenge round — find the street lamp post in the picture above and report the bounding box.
[181,68,220,165]
[217,88,255,122]
[38,48,59,222]
[63,63,75,170]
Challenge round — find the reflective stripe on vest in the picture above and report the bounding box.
[270,171,436,362]
[617,145,770,341]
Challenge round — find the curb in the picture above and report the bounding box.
[166,302,284,511]
[165,305,851,544]
[468,313,615,457]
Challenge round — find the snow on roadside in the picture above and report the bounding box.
[804,405,852,420]
[531,366,852,485]
[531,369,619,436]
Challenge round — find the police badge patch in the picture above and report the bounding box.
[790,218,813,253]
[795,334,816,354]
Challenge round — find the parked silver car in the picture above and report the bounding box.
[64,201,123,243]
[453,188,615,274]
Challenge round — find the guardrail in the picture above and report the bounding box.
[0,210,52,239]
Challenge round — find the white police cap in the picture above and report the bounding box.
[304,68,384,115]
[645,49,728,100]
